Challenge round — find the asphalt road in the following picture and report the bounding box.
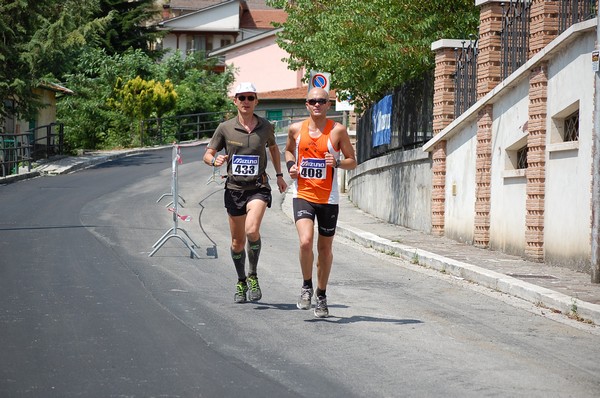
[2,146,600,397]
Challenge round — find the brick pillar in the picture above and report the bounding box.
[431,143,447,236]
[472,1,503,247]
[525,63,548,261]
[432,45,459,134]
[529,0,559,58]
[474,105,493,247]
[430,41,461,236]
[476,1,503,99]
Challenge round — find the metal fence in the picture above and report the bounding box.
[501,0,532,80]
[140,112,231,146]
[0,123,64,177]
[454,37,479,118]
[559,0,598,33]
[452,0,597,121]
[356,71,434,164]
[141,110,347,147]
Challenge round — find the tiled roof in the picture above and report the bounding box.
[257,86,337,101]
[240,9,287,29]
[168,0,222,10]
[168,0,280,11]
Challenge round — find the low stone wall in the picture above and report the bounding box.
[347,148,432,233]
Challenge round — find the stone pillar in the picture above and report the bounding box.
[529,0,560,58]
[430,40,463,236]
[476,1,503,99]
[472,1,503,247]
[474,105,493,248]
[525,63,548,261]
[432,43,461,134]
[431,143,447,236]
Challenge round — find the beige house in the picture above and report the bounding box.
[2,83,72,136]
[1,82,72,176]
[157,0,286,61]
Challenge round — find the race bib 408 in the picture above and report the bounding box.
[299,158,326,180]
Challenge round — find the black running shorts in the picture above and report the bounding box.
[224,187,272,216]
[292,198,339,237]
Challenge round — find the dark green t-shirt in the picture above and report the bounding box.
[208,114,276,190]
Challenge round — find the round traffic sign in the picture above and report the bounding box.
[311,73,328,89]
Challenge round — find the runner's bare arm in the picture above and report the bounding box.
[203,148,228,167]
[334,125,357,170]
[268,143,287,193]
[285,123,301,179]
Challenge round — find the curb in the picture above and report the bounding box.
[1,148,162,184]
[336,223,600,326]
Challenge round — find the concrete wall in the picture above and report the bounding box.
[419,21,596,272]
[360,20,597,271]
[544,33,595,271]
[348,148,432,233]
[488,82,530,255]
[444,121,478,244]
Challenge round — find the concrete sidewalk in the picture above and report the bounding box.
[4,148,600,326]
[283,193,600,326]
[283,192,600,326]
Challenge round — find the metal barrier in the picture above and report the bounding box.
[150,143,201,258]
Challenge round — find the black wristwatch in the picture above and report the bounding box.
[334,158,341,168]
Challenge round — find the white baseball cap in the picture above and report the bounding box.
[234,82,257,95]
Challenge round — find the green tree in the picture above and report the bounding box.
[157,51,236,116]
[58,48,160,149]
[0,0,111,122]
[58,49,236,150]
[108,76,177,145]
[96,0,164,58]
[268,0,478,110]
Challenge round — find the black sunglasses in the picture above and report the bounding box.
[307,98,328,105]
[236,95,256,101]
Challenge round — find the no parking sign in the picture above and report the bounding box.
[309,71,330,92]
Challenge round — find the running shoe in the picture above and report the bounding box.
[247,275,262,301]
[296,287,313,310]
[314,296,329,318]
[234,281,248,303]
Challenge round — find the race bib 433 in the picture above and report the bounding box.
[232,154,259,176]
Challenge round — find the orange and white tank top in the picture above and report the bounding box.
[292,119,340,204]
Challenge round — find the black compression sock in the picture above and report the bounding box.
[231,248,246,280]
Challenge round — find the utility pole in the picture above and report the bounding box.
[591,19,600,283]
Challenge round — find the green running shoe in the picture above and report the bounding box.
[247,275,262,301]
[234,281,248,303]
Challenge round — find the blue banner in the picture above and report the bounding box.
[372,95,392,147]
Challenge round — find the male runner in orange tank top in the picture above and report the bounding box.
[284,87,356,317]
